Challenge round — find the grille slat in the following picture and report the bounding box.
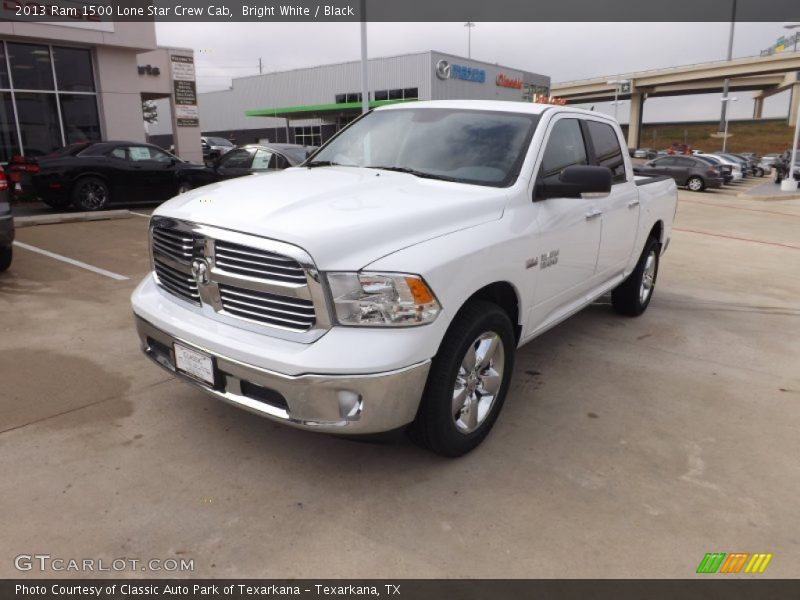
[215,240,306,283]
[151,223,317,333]
[219,284,315,331]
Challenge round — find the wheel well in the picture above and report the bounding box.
[464,282,521,342]
[70,173,109,194]
[649,220,664,245]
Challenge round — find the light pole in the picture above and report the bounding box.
[607,79,630,122]
[785,23,800,52]
[464,22,475,58]
[720,96,738,152]
[717,0,738,134]
[360,0,368,115]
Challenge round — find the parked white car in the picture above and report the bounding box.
[132,100,678,456]
[696,153,743,182]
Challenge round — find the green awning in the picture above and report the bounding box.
[245,98,417,119]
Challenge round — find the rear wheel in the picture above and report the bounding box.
[773,169,783,184]
[755,167,765,177]
[687,176,704,192]
[408,300,515,457]
[611,236,660,317]
[72,177,110,211]
[0,245,11,272]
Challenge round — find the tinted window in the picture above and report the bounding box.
[586,120,626,183]
[53,47,94,92]
[541,119,587,179]
[207,137,233,147]
[59,95,101,144]
[0,93,17,162]
[0,45,10,89]
[7,43,54,90]
[374,90,388,101]
[125,146,172,162]
[653,157,676,166]
[674,157,696,167]
[15,93,60,156]
[219,149,253,168]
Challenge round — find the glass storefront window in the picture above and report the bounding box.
[59,94,101,144]
[0,45,10,89]
[15,92,61,157]
[54,47,95,92]
[7,43,54,91]
[0,93,17,162]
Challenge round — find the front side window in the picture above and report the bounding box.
[540,118,587,180]
[251,149,273,170]
[219,149,253,168]
[586,120,626,183]
[312,108,538,187]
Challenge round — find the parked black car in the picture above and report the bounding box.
[0,166,13,272]
[633,155,725,191]
[203,143,315,182]
[201,136,235,162]
[11,141,214,211]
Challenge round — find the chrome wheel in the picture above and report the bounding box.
[452,331,505,434]
[639,250,657,304]
[687,177,703,192]
[78,181,108,209]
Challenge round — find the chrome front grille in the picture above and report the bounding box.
[214,240,306,284]
[149,218,330,342]
[151,226,202,305]
[218,284,316,330]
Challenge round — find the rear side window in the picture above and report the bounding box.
[586,120,626,183]
[674,157,696,167]
[540,118,587,180]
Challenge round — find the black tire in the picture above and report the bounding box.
[686,176,704,192]
[72,177,110,211]
[611,236,661,317]
[755,167,764,177]
[408,300,516,457]
[773,169,782,184]
[0,245,11,272]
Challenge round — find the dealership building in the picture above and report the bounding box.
[149,51,551,149]
[0,15,202,164]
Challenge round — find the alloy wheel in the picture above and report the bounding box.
[452,331,505,434]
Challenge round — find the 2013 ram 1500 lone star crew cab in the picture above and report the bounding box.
[132,100,677,456]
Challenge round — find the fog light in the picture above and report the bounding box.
[336,390,362,419]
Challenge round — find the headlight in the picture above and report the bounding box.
[326,272,441,327]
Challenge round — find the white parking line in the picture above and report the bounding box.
[129,211,152,218]
[12,241,129,281]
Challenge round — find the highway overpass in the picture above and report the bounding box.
[552,52,800,149]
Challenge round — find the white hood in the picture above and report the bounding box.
[155,166,510,270]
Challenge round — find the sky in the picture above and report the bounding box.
[155,21,797,124]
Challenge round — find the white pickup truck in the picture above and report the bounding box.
[132,100,677,456]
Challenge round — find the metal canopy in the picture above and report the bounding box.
[244,98,417,120]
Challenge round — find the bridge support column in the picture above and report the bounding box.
[627,92,644,150]
[753,97,764,119]
[790,83,800,128]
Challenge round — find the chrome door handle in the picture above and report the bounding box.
[585,210,602,221]
[627,199,640,208]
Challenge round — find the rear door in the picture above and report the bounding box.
[584,119,640,275]
[671,157,697,186]
[528,116,603,329]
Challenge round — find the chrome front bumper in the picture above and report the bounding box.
[135,316,431,434]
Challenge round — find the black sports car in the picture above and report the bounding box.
[11,141,214,211]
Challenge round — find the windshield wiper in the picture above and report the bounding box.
[305,160,340,168]
[367,166,458,182]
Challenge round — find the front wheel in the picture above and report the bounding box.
[773,169,783,184]
[72,177,110,211]
[611,236,661,317]
[686,176,704,192]
[755,167,764,177]
[0,245,11,272]
[408,300,515,457]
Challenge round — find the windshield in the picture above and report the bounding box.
[309,108,539,187]
[207,137,233,147]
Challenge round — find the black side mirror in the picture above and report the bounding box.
[536,165,612,200]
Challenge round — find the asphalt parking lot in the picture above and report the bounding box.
[2,180,799,579]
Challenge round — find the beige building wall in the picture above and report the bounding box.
[95,47,148,142]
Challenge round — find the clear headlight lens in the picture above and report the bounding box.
[327,272,441,327]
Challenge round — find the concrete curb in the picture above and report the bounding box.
[737,192,800,201]
[13,209,132,228]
